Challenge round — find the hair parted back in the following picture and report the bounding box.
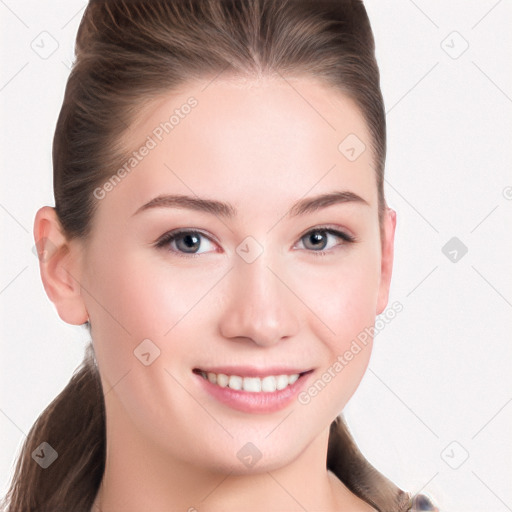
[2,1,413,511]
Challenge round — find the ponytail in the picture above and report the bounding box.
[1,343,105,511]
[327,414,412,511]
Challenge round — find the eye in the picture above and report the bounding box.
[295,226,355,255]
[154,225,356,258]
[154,229,217,257]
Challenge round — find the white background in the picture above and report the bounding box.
[1,1,511,510]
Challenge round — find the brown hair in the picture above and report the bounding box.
[1,1,412,511]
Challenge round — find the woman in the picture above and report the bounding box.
[2,0,440,510]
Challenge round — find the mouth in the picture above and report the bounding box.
[192,368,314,393]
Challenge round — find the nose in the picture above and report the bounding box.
[218,254,300,347]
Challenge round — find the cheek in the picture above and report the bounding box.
[290,255,380,429]
[121,259,226,337]
[292,249,380,339]
[87,254,231,392]
[292,251,379,395]
[87,243,217,337]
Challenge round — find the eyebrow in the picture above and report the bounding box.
[132,190,369,219]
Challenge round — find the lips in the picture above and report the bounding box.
[193,366,315,413]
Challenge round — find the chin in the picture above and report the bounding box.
[204,433,307,476]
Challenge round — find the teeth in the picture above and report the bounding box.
[261,375,276,392]
[216,373,229,387]
[276,375,289,390]
[200,371,301,392]
[228,375,243,390]
[243,377,261,392]
[288,374,299,385]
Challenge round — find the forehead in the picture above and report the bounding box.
[103,75,377,221]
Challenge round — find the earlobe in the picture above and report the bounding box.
[33,206,89,325]
[376,207,397,315]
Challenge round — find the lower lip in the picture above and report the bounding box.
[194,371,314,414]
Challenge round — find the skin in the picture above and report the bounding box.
[34,75,395,512]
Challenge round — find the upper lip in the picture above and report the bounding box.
[193,366,313,378]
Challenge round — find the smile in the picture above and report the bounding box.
[195,369,302,393]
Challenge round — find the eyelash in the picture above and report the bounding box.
[154,225,356,259]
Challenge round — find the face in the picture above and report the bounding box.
[74,76,395,474]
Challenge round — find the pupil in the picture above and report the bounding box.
[307,231,326,250]
[180,233,200,252]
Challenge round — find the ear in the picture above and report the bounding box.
[33,206,89,325]
[376,207,397,315]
